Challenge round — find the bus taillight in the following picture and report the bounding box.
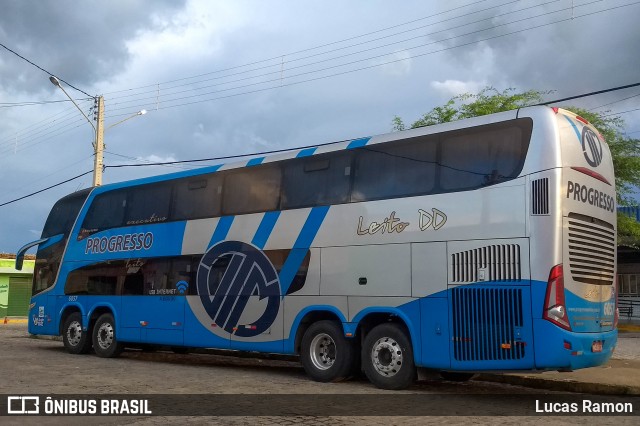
[543,264,572,331]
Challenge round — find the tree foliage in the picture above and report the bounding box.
[393,87,640,243]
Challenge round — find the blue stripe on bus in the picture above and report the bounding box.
[247,157,265,167]
[563,115,582,143]
[296,148,317,158]
[347,137,370,149]
[279,206,330,295]
[208,216,235,248]
[252,211,281,249]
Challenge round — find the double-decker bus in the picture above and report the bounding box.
[17,106,618,390]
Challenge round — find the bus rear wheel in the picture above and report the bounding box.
[92,313,123,358]
[301,320,355,382]
[363,323,416,390]
[62,312,92,354]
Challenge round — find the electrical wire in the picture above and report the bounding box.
[104,0,565,111]
[590,92,640,111]
[103,0,527,104]
[0,42,93,98]
[102,0,500,97]
[0,171,93,207]
[105,0,637,119]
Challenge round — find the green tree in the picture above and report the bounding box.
[393,87,640,243]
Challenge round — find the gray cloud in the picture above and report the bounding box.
[0,0,185,95]
[0,0,638,252]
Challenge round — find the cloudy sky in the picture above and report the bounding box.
[0,0,639,252]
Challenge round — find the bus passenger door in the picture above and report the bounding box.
[120,259,185,346]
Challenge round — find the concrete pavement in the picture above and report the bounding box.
[2,318,639,394]
[476,331,640,395]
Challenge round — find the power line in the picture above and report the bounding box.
[0,42,93,98]
[106,0,636,119]
[4,77,640,207]
[104,0,561,112]
[540,82,640,105]
[104,0,525,104]
[590,92,640,111]
[102,0,499,97]
[603,107,640,117]
[0,99,76,108]
[0,170,92,208]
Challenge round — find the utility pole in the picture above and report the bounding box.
[93,95,105,186]
[50,76,144,187]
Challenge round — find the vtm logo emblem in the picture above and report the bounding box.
[582,127,603,167]
[196,241,280,337]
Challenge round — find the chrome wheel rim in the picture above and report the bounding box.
[371,336,403,377]
[309,333,336,371]
[66,320,82,346]
[97,322,114,350]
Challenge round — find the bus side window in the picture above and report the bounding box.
[172,176,222,220]
[352,137,437,202]
[281,152,351,209]
[125,183,172,226]
[82,190,127,231]
[440,125,527,191]
[223,165,281,215]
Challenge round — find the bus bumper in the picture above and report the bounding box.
[533,319,617,370]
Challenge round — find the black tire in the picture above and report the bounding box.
[440,372,475,382]
[300,320,356,382]
[362,323,416,390]
[62,312,92,354]
[92,313,123,358]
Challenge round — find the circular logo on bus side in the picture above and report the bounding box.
[196,241,280,337]
[581,127,603,167]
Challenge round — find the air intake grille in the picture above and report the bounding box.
[531,178,549,215]
[451,287,525,361]
[567,213,615,285]
[451,245,521,283]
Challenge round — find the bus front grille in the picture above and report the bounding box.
[451,287,525,361]
[567,213,615,286]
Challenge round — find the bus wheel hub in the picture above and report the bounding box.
[371,337,403,377]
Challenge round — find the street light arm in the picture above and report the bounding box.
[49,75,96,132]
[106,109,147,131]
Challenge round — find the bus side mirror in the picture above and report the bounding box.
[15,237,56,270]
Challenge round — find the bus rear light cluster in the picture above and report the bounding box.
[543,264,572,331]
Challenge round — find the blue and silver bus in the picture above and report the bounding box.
[17,106,618,389]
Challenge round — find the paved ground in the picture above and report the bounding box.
[0,324,638,424]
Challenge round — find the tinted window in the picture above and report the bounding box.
[440,122,530,191]
[81,189,127,232]
[42,189,91,238]
[65,261,124,296]
[352,137,437,202]
[125,183,171,226]
[172,176,222,220]
[223,165,281,215]
[281,153,352,209]
[33,244,64,295]
[66,256,200,296]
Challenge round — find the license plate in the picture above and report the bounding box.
[592,341,603,353]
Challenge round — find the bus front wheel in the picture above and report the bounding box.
[300,320,355,382]
[363,323,416,390]
[92,313,123,358]
[62,312,92,354]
